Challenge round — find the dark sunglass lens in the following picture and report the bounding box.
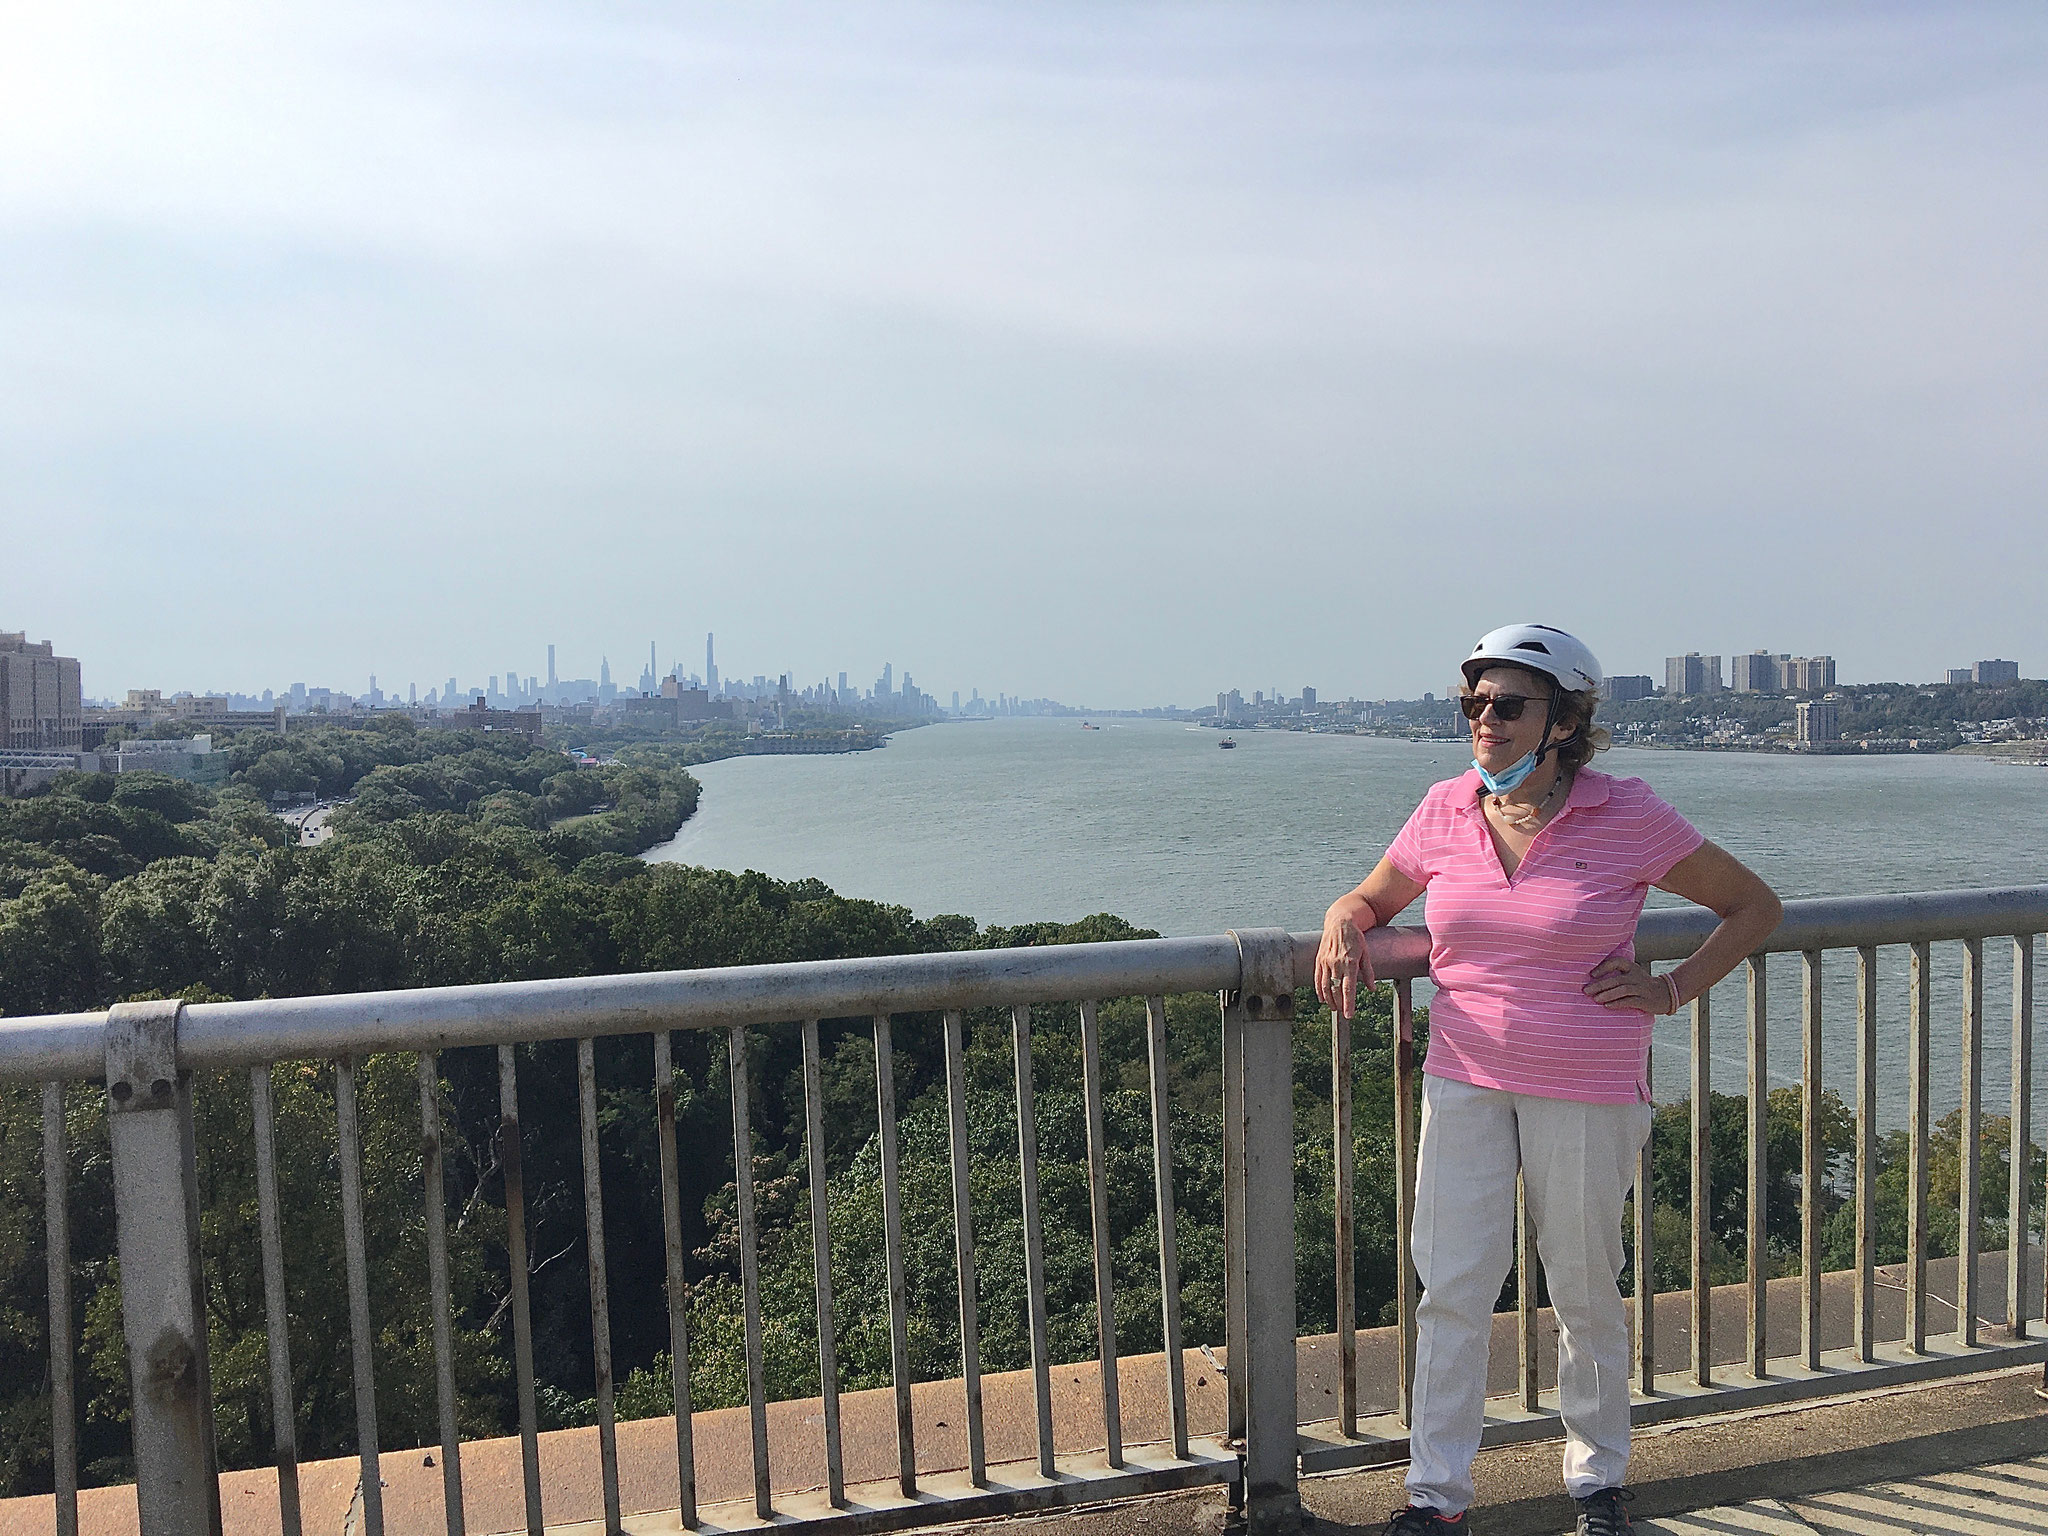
[1462,694,1529,722]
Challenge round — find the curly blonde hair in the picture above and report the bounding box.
[1459,667,1612,772]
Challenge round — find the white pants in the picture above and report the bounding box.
[1404,1074,1654,1515]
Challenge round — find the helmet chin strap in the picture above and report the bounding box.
[1528,684,1581,770]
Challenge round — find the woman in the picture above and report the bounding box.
[1315,624,1781,1536]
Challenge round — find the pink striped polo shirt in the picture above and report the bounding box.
[1384,767,1704,1104]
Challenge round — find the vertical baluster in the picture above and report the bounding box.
[802,1020,846,1505]
[1144,996,1189,1461]
[1393,979,1419,1427]
[1746,955,1768,1379]
[1691,991,1712,1388]
[1332,1000,1356,1437]
[652,1032,699,1528]
[1907,941,1931,1352]
[727,1026,772,1519]
[249,1068,302,1536]
[1855,947,1878,1363]
[1801,952,1822,1371]
[418,1053,466,1536]
[1960,939,1985,1347]
[577,1038,622,1536]
[1079,1001,1124,1467]
[42,1084,78,1536]
[497,1046,543,1535]
[1220,991,1247,1455]
[1517,1171,1539,1412]
[1012,1005,1056,1478]
[873,1013,917,1496]
[1634,1131,1654,1396]
[2011,936,2035,1341]
[334,1056,384,1536]
[941,1009,986,1485]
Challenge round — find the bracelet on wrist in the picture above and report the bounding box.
[1663,972,1683,1015]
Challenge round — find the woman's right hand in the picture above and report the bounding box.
[1315,903,1378,1019]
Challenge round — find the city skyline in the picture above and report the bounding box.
[53,621,2033,719]
[4,7,2043,708]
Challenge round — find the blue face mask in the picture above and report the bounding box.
[1473,750,1538,795]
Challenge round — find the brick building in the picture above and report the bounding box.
[0,630,83,750]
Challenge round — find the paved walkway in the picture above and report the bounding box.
[1639,1454,2048,1534]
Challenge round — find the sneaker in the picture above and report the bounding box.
[1380,1508,1468,1535]
[1574,1486,1634,1535]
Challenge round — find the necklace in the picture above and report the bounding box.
[1489,770,1569,833]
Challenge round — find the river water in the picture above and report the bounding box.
[647,719,2047,1121]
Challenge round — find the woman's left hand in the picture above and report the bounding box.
[1585,956,1675,1014]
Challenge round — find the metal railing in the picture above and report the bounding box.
[4,884,2044,1536]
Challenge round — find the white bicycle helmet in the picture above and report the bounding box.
[1460,623,1603,694]
[1460,624,1604,769]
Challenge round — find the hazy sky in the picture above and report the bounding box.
[3,4,2043,706]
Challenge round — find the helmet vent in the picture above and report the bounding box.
[1513,641,1552,654]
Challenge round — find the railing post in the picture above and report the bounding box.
[1228,929,1300,1533]
[105,999,222,1536]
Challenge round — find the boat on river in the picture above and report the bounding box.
[1219,737,1237,749]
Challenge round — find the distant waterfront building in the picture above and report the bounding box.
[1796,699,1840,747]
[1664,653,1722,697]
[1301,686,1317,708]
[1730,652,1776,692]
[1947,668,1974,687]
[1602,675,1654,704]
[1973,658,2020,685]
[0,630,83,749]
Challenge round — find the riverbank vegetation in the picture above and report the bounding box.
[0,723,2037,1495]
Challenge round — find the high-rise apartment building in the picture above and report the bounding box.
[1730,652,1776,692]
[1602,675,1655,703]
[1302,686,1318,707]
[0,630,83,749]
[1973,659,2020,685]
[1664,653,1722,697]
[1784,656,1836,692]
[1796,699,1840,746]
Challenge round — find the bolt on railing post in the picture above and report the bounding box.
[104,999,222,1536]
[1227,929,1300,1533]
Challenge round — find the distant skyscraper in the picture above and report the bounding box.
[548,645,556,689]
[1664,653,1722,696]
[1797,699,1839,746]
[879,662,893,698]
[1302,686,1317,707]
[1602,675,1654,703]
[1974,658,2020,685]
[1731,652,1776,692]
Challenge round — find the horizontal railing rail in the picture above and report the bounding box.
[7,885,2045,1082]
[4,883,2043,1536]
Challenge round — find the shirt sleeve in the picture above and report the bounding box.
[1630,786,1707,885]
[1383,793,1437,884]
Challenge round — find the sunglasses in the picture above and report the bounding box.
[1459,693,1544,723]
